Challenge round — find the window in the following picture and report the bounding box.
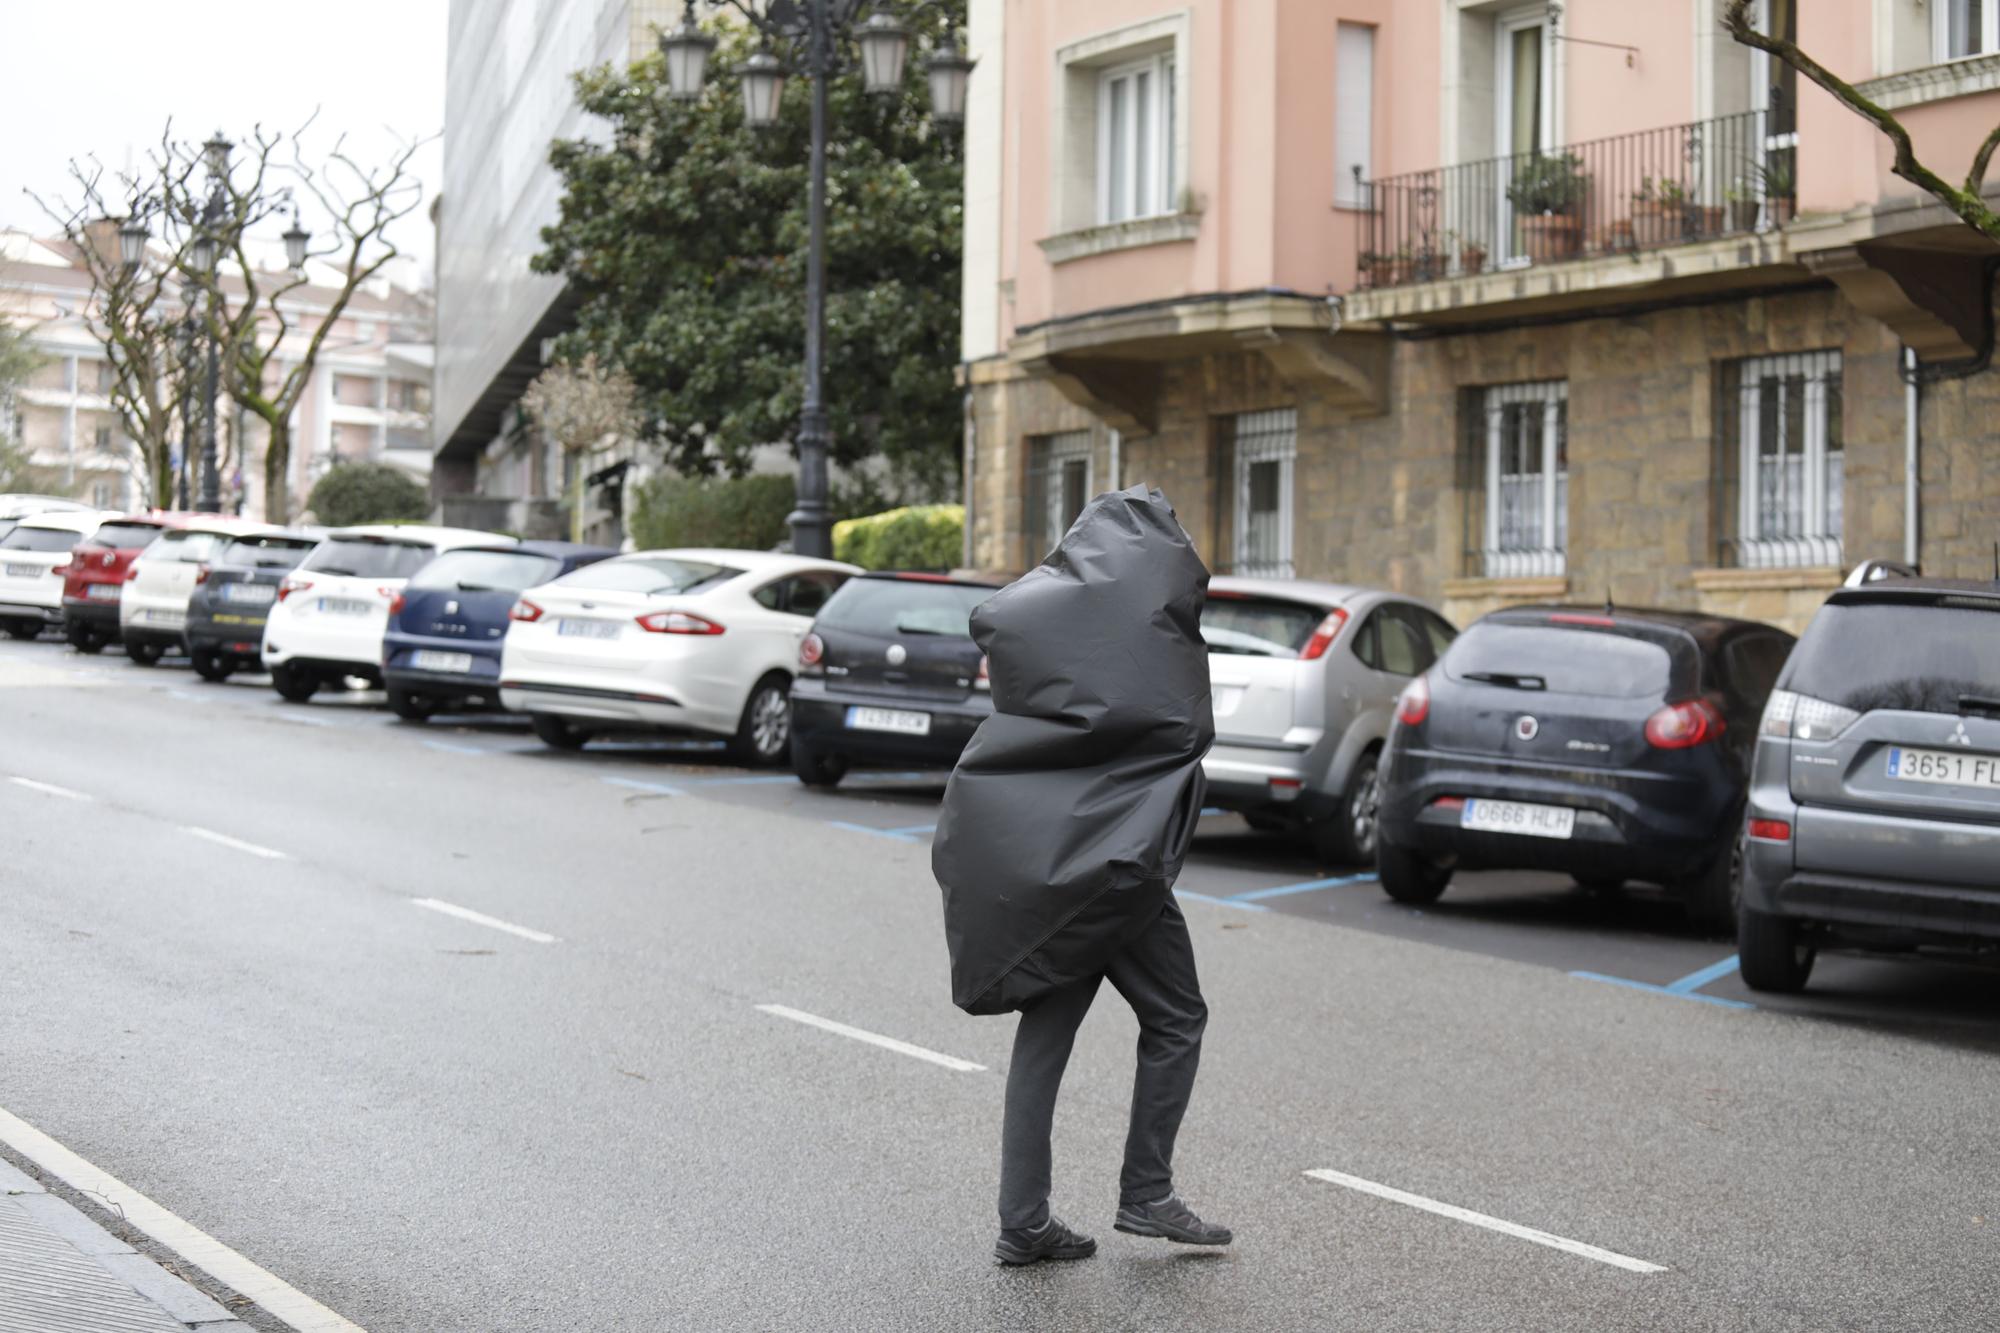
[752,572,850,616]
[93,425,113,452]
[814,578,996,638]
[1231,409,1297,578]
[1719,351,1842,569]
[407,549,562,593]
[1201,595,1324,659]
[299,537,442,580]
[1027,431,1093,557]
[95,360,115,393]
[1723,632,1794,704]
[1475,381,1567,578]
[1938,0,1998,59]
[1498,13,1552,161]
[1098,54,1175,223]
[1334,24,1375,207]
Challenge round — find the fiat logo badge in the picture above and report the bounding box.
[886,644,907,666]
[1515,715,1540,741]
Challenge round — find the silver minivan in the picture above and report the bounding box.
[1201,576,1455,863]
[1737,577,2000,991]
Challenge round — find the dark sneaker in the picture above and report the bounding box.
[1114,1192,1233,1246]
[994,1215,1098,1266]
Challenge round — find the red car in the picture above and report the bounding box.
[59,512,222,653]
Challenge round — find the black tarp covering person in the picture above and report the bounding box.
[933,484,1234,1266]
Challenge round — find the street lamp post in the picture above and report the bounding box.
[660,1,973,558]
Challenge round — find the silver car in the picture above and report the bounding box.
[1737,576,2000,992]
[1201,576,1456,863]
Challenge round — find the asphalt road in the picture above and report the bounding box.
[2,636,1997,1331]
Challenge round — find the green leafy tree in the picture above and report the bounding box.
[628,472,797,551]
[306,461,429,527]
[533,9,964,498]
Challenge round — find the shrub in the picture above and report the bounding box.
[833,504,964,571]
[628,472,797,551]
[306,463,430,528]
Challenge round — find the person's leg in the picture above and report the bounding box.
[1103,898,1208,1209]
[997,973,1100,1232]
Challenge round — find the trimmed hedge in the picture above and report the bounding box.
[833,504,964,572]
[628,472,796,551]
[306,463,430,528]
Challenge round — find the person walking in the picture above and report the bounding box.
[933,485,1233,1266]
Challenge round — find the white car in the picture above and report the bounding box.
[0,494,94,544]
[261,523,513,702]
[500,548,858,763]
[0,510,109,641]
[118,518,277,666]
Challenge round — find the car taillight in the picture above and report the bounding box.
[1299,608,1351,662]
[1394,673,1430,726]
[799,631,825,673]
[1645,698,1724,749]
[636,610,724,635]
[509,599,544,623]
[974,654,990,691]
[194,565,211,585]
[388,593,407,616]
[1758,689,1860,742]
[277,576,312,602]
[377,585,400,601]
[49,563,69,577]
[1748,818,1792,842]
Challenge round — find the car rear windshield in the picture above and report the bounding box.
[816,578,996,637]
[0,526,82,553]
[90,522,164,549]
[1201,596,1324,658]
[299,537,436,579]
[219,537,315,570]
[145,531,232,563]
[1444,622,1674,698]
[557,556,738,595]
[1784,598,2000,715]
[409,548,562,593]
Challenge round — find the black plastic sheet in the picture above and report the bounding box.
[934,485,1214,1015]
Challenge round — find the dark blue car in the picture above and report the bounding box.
[382,540,615,721]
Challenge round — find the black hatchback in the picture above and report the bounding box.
[1374,605,1795,931]
[788,571,1012,786]
[185,530,323,682]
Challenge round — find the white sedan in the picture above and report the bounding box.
[499,548,858,763]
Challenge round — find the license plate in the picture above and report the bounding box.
[846,706,931,736]
[5,564,38,578]
[85,583,120,601]
[139,608,183,626]
[1461,798,1576,839]
[1886,746,2000,790]
[224,583,275,605]
[556,618,622,640]
[412,649,474,673]
[317,597,372,616]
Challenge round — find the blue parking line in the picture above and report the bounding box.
[885,822,937,836]
[1174,889,1270,913]
[828,820,920,843]
[683,775,798,787]
[1665,954,1741,994]
[1570,971,1754,1010]
[601,776,686,797]
[1199,806,1226,817]
[1230,872,1378,903]
[421,739,487,756]
[844,771,933,784]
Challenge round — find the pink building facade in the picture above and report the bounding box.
[960,0,2000,630]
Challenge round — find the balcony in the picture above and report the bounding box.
[1344,112,1805,327]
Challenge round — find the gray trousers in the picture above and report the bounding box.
[997,898,1208,1231]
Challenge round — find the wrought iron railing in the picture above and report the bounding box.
[1355,111,1794,290]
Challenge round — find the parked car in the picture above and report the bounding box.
[59,514,176,652]
[1374,605,1796,932]
[500,548,857,763]
[381,540,615,722]
[1736,577,2000,992]
[0,510,109,640]
[119,518,277,665]
[0,495,94,539]
[1201,578,1457,863]
[184,530,324,681]
[789,570,1011,785]
[261,524,513,702]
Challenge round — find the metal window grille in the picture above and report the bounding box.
[1025,431,1093,561]
[1716,350,1843,569]
[1231,408,1297,578]
[1462,381,1566,578]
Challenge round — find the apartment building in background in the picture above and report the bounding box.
[1,228,433,517]
[960,0,2000,631]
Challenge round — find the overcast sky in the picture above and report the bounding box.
[1,0,447,273]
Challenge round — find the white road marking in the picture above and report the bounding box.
[1304,1168,1667,1274]
[411,897,558,944]
[755,1003,986,1072]
[8,775,91,801]
[182,826,291,860]
[0,1103,368,1332]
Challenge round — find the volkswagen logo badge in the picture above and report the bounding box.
[886,643,907,666]
[1515,715,1540,741]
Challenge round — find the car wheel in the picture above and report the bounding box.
[729,673,792,767]
[270,663,318,703]
[1377,839,1451,905]
[1678,826,1744,937]
[4,619,41,641]
[66,624,106,653]
[387,687,438,723]
[1309,749,1382,866]
[1737,905,1816,993]
[125,639,165,666]
[530,713,589,751]
[790,732,850,787]
[190,647,232,683]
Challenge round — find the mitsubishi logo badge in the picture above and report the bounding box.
[1515,715,1540,741]
[1950,720,1973,747]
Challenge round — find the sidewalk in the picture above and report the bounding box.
[0,1156,249,1333]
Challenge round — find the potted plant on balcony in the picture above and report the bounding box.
[1506,152,1588,261]
[1631,176,1696,245]
[1444,228,1489,275]
[1725,182,1762,232]
[1754,155,1797,225]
